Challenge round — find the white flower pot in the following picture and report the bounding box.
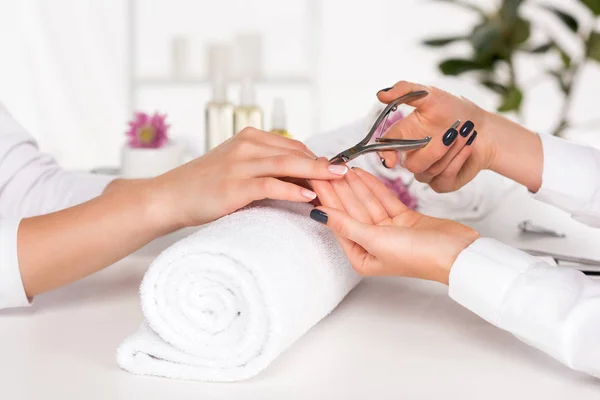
[121,141,186,179]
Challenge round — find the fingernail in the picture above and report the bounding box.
[301,189,317,200]
[310,209,328,224]
[466,131,478,146]
[381,157,390,169]
[377,86,393,94]
[460,120,475,137]
[328,164,348,175]
[442,128,458,146]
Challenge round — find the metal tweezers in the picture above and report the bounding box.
[521,249,600,276]
[329,91,432,164]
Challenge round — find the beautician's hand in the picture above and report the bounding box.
[377,81,543,193]
[151,127,348,229]
[310,168,479,283]
[377,81,491,193]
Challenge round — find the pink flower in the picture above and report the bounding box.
[126,112,169,148]
[381,177,418,210]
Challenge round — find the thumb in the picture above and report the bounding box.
[309,207,374,247]
[378,112,422,169]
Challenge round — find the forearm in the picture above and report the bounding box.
[483,111,543,192]
[17,179,175,297]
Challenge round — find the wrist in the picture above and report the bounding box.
[481,112,543,192]
[432,231,480,285]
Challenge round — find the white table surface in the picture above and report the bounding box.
[1,187,600,399]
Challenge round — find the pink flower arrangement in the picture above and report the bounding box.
[375,107,418,209]
[381,177,418,210]
[126,112,169,149]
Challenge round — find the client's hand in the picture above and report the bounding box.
[150,127,348,229]
[310,168,479,284]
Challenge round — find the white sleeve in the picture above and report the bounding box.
[0,104,115,309]
[449,238,600,378]
[532,133,600,227]
[0,104,115,218]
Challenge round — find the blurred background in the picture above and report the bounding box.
[0,0,599,171]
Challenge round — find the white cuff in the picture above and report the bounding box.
[0,218,31,309]
[532,134,600,226]
[448,238,540,325]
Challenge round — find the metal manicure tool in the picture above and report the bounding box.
[329,91,432,164]
[518,220,566,238]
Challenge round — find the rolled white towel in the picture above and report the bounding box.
[117,200,360,382]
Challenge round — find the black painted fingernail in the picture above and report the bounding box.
[377,86,393,94]
[310,209,328,224]
[466,131,478,146]
[442,128,459,146]
[460,120,474,137]
[381,157,390,169]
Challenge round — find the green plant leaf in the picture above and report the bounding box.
[481,80,508,94]
[471,21,503,60]
[497,86,523,112]
[587,31,600,62]
[509,17,531,46]
[500,0,525,25]
[542,6,579,32]
[581,0,600,15]
[559,48,572,68]
[439,59,485,75]
[422,36,466,47]
[525,42,553,53]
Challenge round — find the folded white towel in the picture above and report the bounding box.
[117,200,360,382]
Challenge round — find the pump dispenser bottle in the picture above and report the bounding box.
[205,72,234,151]
[233,77,263,132]
[270,97,291,138]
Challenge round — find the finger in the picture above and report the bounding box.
[245,177,317,204]
[237,127,317,158]
[377,112,432,169]
[395,120,461,175]
[430,131,478,193]
[311,179,345,210]
[344,168,389,223]
[309,182,359,260]
[329,176,373,224]
[309,206,378,257]
[415,120,474,184]
[352,168,408,216]
[376,80,430,108]
[239,155,348,180]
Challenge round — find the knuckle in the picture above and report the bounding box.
[239,127,256,137]
[404,158,426,175]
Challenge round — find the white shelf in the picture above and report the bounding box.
[135,75,311,87]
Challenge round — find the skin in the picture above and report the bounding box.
[18,128,349,297]
[377,81,543,193]
[312,81,545,283]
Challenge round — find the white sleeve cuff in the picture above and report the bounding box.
[0,218,31,309]
[448,238,541,325]
[532,134,600,226]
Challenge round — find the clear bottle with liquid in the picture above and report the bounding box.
[270,97,291,138]
[233,77,263,133]
[205,73,234,151]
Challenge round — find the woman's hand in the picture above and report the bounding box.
[377,81,543,193]
[310,168,479,284]
[149,127,348,230]
[377,81,492,193]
